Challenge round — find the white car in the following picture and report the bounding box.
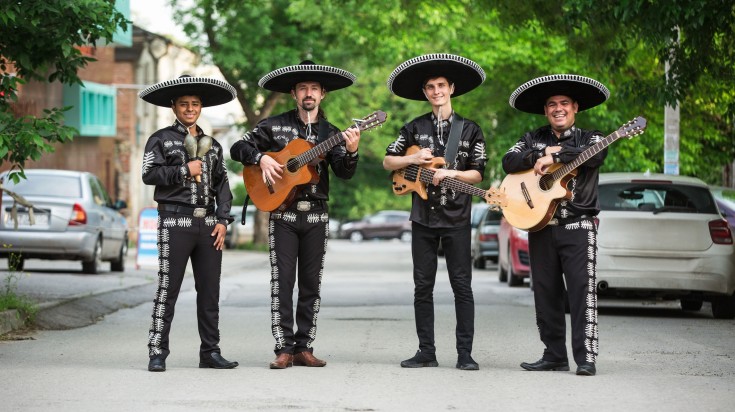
[0,169,128,274]
[596,172,735,318]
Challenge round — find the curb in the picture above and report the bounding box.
[0,309,27,335]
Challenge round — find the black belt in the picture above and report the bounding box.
[157,204,214,218]
[288,200,326,212]
[547,214,591,226]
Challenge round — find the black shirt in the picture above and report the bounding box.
[142,120,233,226]
[502,124,606,218]
[385,112,487,228]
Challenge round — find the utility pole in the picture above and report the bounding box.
[664,30,680,175]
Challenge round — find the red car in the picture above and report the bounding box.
[497,217,530,287]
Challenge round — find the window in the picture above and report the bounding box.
[599,183,717,214]
[2,174,82,198]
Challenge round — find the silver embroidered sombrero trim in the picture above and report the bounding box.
[139,77,236,100]
[508,74,610,108]
[258,64,356,88]
[387,53,486,92]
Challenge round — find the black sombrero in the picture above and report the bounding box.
[387,53,486,101]
[139,75,237,107]
[509,74,610,115]
[258,60,356,93]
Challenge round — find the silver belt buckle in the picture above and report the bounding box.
[296,201,311,212]
[547,218,559,226]
[193,208,207,218]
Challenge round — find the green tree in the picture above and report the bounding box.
[0,0,128,182]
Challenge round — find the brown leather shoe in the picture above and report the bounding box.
[269,353,294,369]
[293,351,326,367]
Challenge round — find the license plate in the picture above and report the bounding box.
[5,212,49,227]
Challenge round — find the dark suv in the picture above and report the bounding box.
[339,210,411,242]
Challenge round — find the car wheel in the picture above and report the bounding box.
[680,298,703,312]
[349,231,364,242]
[711,294,735,319]
[110,240,128,272]
[8,255,24,272]
[508,262,522,287]
[82,238,103,274]
[473,256,486,269]
[399,231,412,242]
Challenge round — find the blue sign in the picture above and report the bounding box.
[136,207,159,269]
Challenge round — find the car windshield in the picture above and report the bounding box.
[599,182,718,214]
[2,174,82,198]
[471,205,488,227]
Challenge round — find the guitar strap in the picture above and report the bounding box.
[317,117,330,144]
[443,113,464,168]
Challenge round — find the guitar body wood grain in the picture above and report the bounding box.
[243,139,318,212]
[499,165,575,231]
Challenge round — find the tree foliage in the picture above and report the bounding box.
[0,0,128,181]
[178,0,733,226]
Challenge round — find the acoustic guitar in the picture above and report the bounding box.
[244,111,387,212]
[391,145,506,208]
[499,116,647,231]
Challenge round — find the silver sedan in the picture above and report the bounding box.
[1,169,128,274]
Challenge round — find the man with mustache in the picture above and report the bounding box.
[502,74,610,376]
[230,61,361,369]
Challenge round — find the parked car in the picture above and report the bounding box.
[0,169,128,274]
[596,172,735,319]
[710,185,735,230]
[225,205,255,248]
[497,216,530,286]
[471,206,503,269]
[339,210,411,242]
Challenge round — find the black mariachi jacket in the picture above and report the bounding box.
[385,112,487,228]
[142,119,233,226]
[502,124,606,219]
[229,109,358,201]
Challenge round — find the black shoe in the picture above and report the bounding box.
[199,352,239,369]
[520,358,570,371]
[400,351,439,368]
[456,353,479,371]
[576,363,596,376]
[148,357,166,372]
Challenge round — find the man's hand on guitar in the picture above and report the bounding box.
[431,168,455,186]
[412,147,434,166]
[343,127,361,153]
[259,155,284,185]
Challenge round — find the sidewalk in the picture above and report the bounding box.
[0,248,268,335]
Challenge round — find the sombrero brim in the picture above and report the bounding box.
[509,74,610,114]
[139,77,237,107]
[258,64,356,93]
[387,53,486,101]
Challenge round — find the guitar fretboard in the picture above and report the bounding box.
[402,164,488,198]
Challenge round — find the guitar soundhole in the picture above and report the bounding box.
[539,175,553,191]
[286,159,299,173]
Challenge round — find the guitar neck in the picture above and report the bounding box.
[405,164,487,198]
[293,131,346,167]
[551,130,625,181]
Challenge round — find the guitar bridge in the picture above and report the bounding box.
[521,182,534,209]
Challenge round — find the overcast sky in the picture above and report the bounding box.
[130,0,190,43]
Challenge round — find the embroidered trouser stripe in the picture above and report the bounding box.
[269,209,329,355]
[148,211,222,359]
[528,218,598,365]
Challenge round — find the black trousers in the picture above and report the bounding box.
[269,206,329,355]
[528,217,599,366]
[411,222,474,355]
[148,212,222,360]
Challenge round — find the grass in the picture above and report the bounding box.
[0,250,38,324]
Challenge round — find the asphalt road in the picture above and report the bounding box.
[1,239,734,411]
